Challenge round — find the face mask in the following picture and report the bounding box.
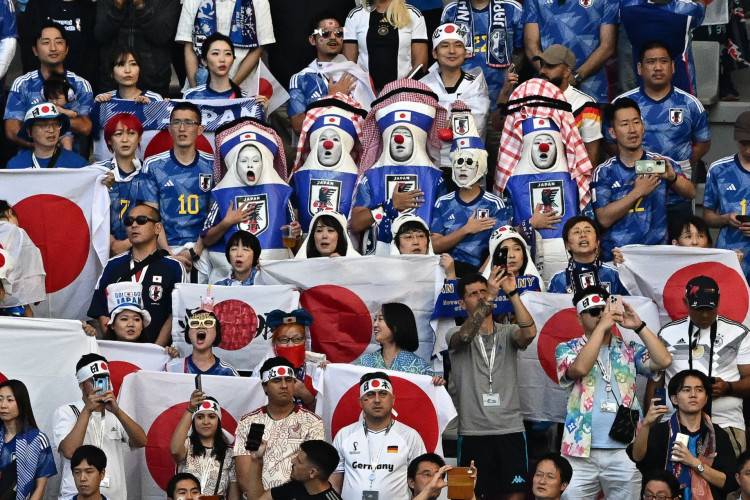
[274,344,306,367]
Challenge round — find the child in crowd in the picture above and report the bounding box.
[41,72,75,150]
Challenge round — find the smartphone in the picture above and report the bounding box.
[634,159,666,175]
[492,246,508,269]
[607,295,624,314]
[671,432,689,460]
[92,375,109,394]
[447,467,475,500]
[737,215,750,224]
[195,374,202,392]
[245,423,265,452]
[653,387,667,407]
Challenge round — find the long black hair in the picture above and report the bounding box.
[0,379,39,432]
[188,396,229,462]
[201,33,243,98]
[380,302,419,352]
[306,214,348,257]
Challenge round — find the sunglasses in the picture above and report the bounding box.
[455,157,475,166]
[188,317,217,329]
[585,307,605,317]
[124,215,159,226]
[312,28,344,39]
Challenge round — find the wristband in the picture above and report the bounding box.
[186,407,195,414]
[506,289,518,298]
[668,173,678,184]
[517,320,535,328]
[727,382,734,395]
[189,248,200,262]
[633,321,647,334]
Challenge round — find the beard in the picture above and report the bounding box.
[541,74,565,87]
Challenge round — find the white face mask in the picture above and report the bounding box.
[316,128,343,167]
[531,133,557,170]
[389,126,414,162]
[237,145,263,186]
[452,152,480,187]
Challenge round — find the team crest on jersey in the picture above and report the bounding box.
[149,285,163,301]
[578,272,596,289]
[235,194,269,236]
[309,179,342,216]
[529,180,565,217]
[579,0,593,7]
[199,174,212,192]
[452,114,470,136]
[386,174,419,212]
[669,108,684,125]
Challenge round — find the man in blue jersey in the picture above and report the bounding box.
[704,111,750,282]
[141,102,214,275]
[522,0,617,104]
[592,98,695,261]
[88,203,186,345]
[4,21,92,150]
[6,102,88,168]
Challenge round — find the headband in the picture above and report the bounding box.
[575,292,607,314]
[76,360,110,383]
[261,365,294,382]
[193,399,221,420]
[360,378,393,398]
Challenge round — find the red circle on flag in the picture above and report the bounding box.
[371,380,380,388]
[214,299,258,350]
[301,285,372,363]
[258,78,274,99]
[278,367,287,376]
[0,253,5,268]
[329,118,336,123]
[146,403,238,491]
[331,377,440,452]
[400,113,406,118]
[202,401,212,409]
[106,361,138,397]
[662,262,749,322]
[445,25,455,33]
[14,194,89,293]
[591,296,601,304]
[144,130,214,159]
[0,371,7,384]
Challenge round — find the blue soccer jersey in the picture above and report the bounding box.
[103,89,164,102]
[505,170,580,239]
[591,151,685,260]
[704,155,750,280]
[165,355,240,376]
[522,0,618,103]
[4,70,93,121]
[183,85,249,100]
[288,70,330,117]
[291,169,358,233]
[93,159,150,241]
[141,150,215,246]
[6,149,88,169]
[431,189,512,267]
[441,1,524,110]
[548,260,629,295]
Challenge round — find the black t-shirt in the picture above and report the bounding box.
[271,480,343,500]
[366,11,399,90]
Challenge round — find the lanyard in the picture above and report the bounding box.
[90,412,106,449]
[594,342,614,396]
[363,421,393,488]
[688,320,718,379]
[476,332,498,392]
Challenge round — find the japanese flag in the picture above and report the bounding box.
[97,340,170,396]
[248,60,290,115]
[0,221,46,307]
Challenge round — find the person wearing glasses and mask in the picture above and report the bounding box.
[88,203,187,345]
[141,101,214,277]
[555,285,671,500]
[6,102,88,169]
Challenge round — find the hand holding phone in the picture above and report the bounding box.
[607,295,624,314]
[653,387,667,407]
[447,467,475,500]
[195,374,202,392]
[245,423,265,452]
[492,246,508,270]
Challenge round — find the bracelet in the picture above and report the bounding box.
[668,173,678,184]
[189,248,200,262]
[506,289,518,298]
[186,407,195,414]
[634,321,647,334]
[517,320,535,328]
[727,382,734,395]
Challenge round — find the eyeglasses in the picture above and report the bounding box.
[416,470,439,478]
[124,215,159,226]
[169,119,200,128]
[312,28,344,39]
[276,336,305,346]
[33,120,62,131]
[188,317,216,329]
[643,495,674,500]
[569,228,595,236]
[455,157,475,166]
[585,307,605,317]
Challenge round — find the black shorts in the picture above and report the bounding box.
[458,432,529,496]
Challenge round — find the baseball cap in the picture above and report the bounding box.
[685,276,720,309]
[734,111,750,141]
[532,44,576,68]
[18,102,71,142]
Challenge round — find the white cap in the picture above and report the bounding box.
[105,282,152,326]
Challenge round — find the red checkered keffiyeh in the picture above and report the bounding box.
[359,79,448,174]
[213,119,289,184]
[493,78,593,209]
[293,93,366,172]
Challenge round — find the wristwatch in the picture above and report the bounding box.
[573,71,584,85]
[696,463,705,473]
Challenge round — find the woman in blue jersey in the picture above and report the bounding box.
[94,45,164,104]
[0,379,57,500]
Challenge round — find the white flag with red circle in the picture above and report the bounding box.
[0,221,46,307]
[171,283,300,372]
[0,167,111,320]
[118,371,266,500]
[313,363,456,455]
[518,291,661,423]
[247,60,290,114]
[617,245,750,327]
[256,256,445,365]
[97,340,170,396]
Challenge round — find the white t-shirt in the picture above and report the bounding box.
[563,85,603,144]
[53,402,129,500]
[659,315,750,430]
[333,419,426,500]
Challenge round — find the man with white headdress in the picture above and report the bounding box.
[431,102,509,276]
[350,79,448,254]
[421,23,490,171]
[291,96,367,234]
[0,202,45,317]
[201,119,300,282]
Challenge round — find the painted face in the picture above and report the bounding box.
[316,128,342,167]
[237,145,263,187]
[112,53,140,88]
[531,134,556,170]
[112,310,144,341]
[109,122,141,159]
[310,19,344,59]
[452,152,480,187]
[389,126,414,162]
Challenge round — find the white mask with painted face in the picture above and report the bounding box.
[389,126,414,162]
[451,149,486,188]
[237,145,264,186]
[531,133,557,170]
[316,128,343,167]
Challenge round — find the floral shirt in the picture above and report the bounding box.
[353,349,434,376]
[555,335,658,457]
[178,439,236,496]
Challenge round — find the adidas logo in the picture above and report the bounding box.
[676,338,687,344]
[728,184,737,191]
[449,214,455,220]
[612,181,621,188]
[164,180,175,187]
[511,476,525,484]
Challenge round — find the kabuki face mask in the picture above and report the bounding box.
[237,144,264,186]
[316,128,343,167]
[531,133,557,170]
[389,126,414,162]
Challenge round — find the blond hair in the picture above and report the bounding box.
[364,0,412,30]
